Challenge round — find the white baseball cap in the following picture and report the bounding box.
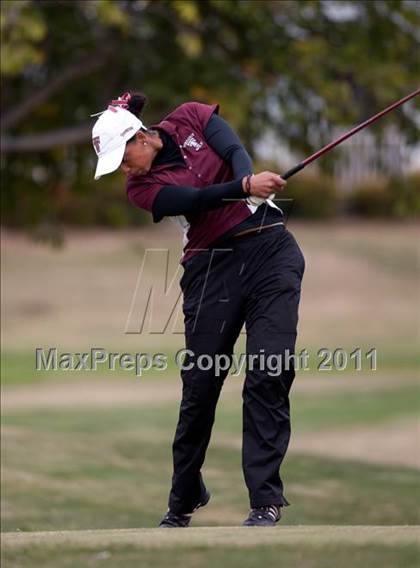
[92,106,144,180]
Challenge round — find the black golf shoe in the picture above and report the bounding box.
[158,511,192,528]
[242,505,281,527]
[158,489,211,528]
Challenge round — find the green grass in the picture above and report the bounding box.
[2,225,419,566]
[296,222,420,279]
[334,240,420,278]
[291,384,420,431]
[218,383,420,434]
[2,541,420,568]
[2,380,419,434]
[2,397,420,532]
[0,349,184,386]
[1,351,46,386]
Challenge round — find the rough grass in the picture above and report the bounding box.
[3,378,419,429]
[2,223,419,567]
[2,396,420,532]
[2,528,420,568]
[1,222,419,355]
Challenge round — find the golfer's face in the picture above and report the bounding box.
[121,138,152,177]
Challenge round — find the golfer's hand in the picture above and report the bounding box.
[242,171,287,199]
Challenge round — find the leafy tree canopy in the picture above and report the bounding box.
[1,0,419,226]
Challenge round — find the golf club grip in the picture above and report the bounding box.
[248,163,306,205]
[282,163,305,179]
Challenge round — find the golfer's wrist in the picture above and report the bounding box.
[242,174,253,195]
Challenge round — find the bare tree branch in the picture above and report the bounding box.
[1,53,110,130]
[1,123,92,153]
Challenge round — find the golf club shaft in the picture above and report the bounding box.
[282,87,420,180]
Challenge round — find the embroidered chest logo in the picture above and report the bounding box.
[183,133,204,152]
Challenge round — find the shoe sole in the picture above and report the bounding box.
[159,490,211,528]
[242,520,279,527]
[159,520,190,528]
[192,489,211,513]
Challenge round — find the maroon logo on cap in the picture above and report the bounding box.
[120,127,134,137]
[93,136,101,153]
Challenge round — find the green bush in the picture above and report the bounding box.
[282,172,338,219]
[349,173,420,218]
[348,178,393,217]
[252,160,338,219]
[1,155,150,229]
[61,176,144,227]
[389,172,420,218]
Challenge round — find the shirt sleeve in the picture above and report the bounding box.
[204,113,253,179]
[151,178,248,223]
[126,178,163,213]
[174,101,220,133]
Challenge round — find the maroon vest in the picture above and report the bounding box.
[126,101,253,264]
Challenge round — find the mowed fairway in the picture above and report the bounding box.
[2,527,420,568]
[1,221,420,567]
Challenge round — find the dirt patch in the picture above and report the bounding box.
[0,375,245,411]
[2,371,418,412]
[292,371,419,395]
[2,223,419,352]
[2,373,420,469]
[1,377,182,411]
[213,417,420,469]
[289,416,420,469]
[3,375,419,468]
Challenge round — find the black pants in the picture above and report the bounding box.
[168,224,305,514]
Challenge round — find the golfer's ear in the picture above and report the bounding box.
[135,130,147,143]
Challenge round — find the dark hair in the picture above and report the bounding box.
[127,93,147,118]
[124,92,149,144]
[125,91,160,144]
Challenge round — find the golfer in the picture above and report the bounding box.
[91,92,305,527]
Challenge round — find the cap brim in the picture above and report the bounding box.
[94,143,126,180]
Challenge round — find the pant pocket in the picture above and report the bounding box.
[296,244,305,278]
[284,230,305,279]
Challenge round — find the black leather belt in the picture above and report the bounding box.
[233,221,284,238]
